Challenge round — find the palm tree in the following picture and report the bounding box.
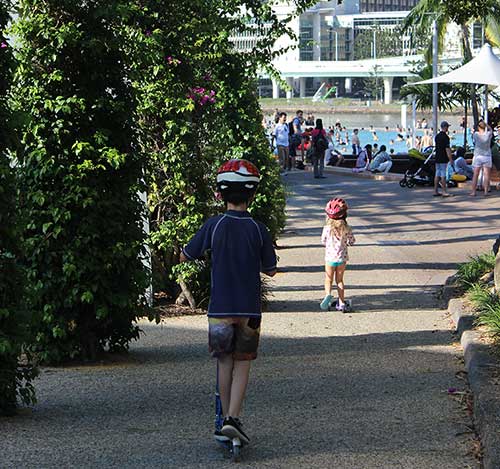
[402,0,500,126]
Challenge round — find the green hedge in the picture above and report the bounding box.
[13,1,150,363]
[0,0,36,414]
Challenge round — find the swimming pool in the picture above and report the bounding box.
[331,128,473,155]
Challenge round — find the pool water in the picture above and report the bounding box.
[330,128,473,155]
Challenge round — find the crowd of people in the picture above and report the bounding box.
[266,109,500,192]
[434,119,500,197]
[268,109,399,179]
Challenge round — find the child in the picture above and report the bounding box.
[180,159,277,445]
[320,198,355,312]
[352,144,372,173]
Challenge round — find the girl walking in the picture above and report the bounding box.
[320,198,355,312]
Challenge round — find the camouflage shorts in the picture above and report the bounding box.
[208,316,261,361]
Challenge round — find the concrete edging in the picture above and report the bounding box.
[323,166,402,181]
[448,296,500,469]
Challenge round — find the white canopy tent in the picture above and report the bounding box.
[407,43,500,147]
[412,43,500,87]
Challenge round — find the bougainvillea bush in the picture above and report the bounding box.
[13,1,150,363]
[124,0,317,306]
[0,0,37,415]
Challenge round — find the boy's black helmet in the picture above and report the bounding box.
[216,159,260,196]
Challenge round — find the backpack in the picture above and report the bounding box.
[288,120,295,136]
[313,132,328,154]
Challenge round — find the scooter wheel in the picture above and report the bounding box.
[399,179,407,187]
[406,180,415,188]
[231,444,241,462]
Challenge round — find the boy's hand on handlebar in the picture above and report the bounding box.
[263,270,277,277]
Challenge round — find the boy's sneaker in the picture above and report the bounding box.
[214,429,230,442]
[335,301,345,312]
[221,417,250,444]
[320,294,333,311]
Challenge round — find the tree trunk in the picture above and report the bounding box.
[177,279,196,309]
[80,307,100,361]
[463,98,468,149]
[461,25,480,127]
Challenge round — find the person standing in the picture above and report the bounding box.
[273,108,280,124]
[470,120,493,196]
[320,198,356,312]
[180,159,277,445]
[274,112,290,172]
[351,128,360,156]
[421,129,433,150]
[289,110,304,169]
[311,118,329,179]
[433,121,454,197]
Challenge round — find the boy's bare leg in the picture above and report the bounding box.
[228,360,251,417]
[218,354,234,416]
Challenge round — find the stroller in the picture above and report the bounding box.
[399,146,435,188]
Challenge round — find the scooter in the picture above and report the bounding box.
[214,364,245,462]
[328,298,353,312]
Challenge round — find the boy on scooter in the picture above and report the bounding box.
[180,159,277,445]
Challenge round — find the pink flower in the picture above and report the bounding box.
[166,56,182,66]
[145,30,152,36]
[0,42,7,49]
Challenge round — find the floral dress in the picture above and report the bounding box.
[321,225,356,264]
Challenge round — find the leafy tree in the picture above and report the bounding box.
[12,1,150,363]
[123,1,317,306]
[354,27,403,60]
[362,65,382,101]
[403,0,500,126]
[0,0,37,415]
[401,63,464,111]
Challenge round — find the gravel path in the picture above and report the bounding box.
[2,172,499,468]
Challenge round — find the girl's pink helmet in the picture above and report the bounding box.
[325,198,348,219]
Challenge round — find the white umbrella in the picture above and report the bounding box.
[412,43,500,87]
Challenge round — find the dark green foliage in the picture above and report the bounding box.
[123,1,293,305]
[444,0,500,25]
[456,253,496,288]
[13,1,149,363]
[0,0,37,415]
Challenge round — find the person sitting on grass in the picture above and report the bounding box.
[369,145,393,174]
[180,159,277,446]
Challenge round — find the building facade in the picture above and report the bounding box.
[359,0,418,13]
[230,1,487,102]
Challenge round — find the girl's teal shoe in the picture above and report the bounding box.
[320,294,333,311]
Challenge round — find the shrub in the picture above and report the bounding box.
[123,1,293,306]
[468,283,500,341]
[13,1,149,363]
[0,0,37,414]
[456,252,496,288]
